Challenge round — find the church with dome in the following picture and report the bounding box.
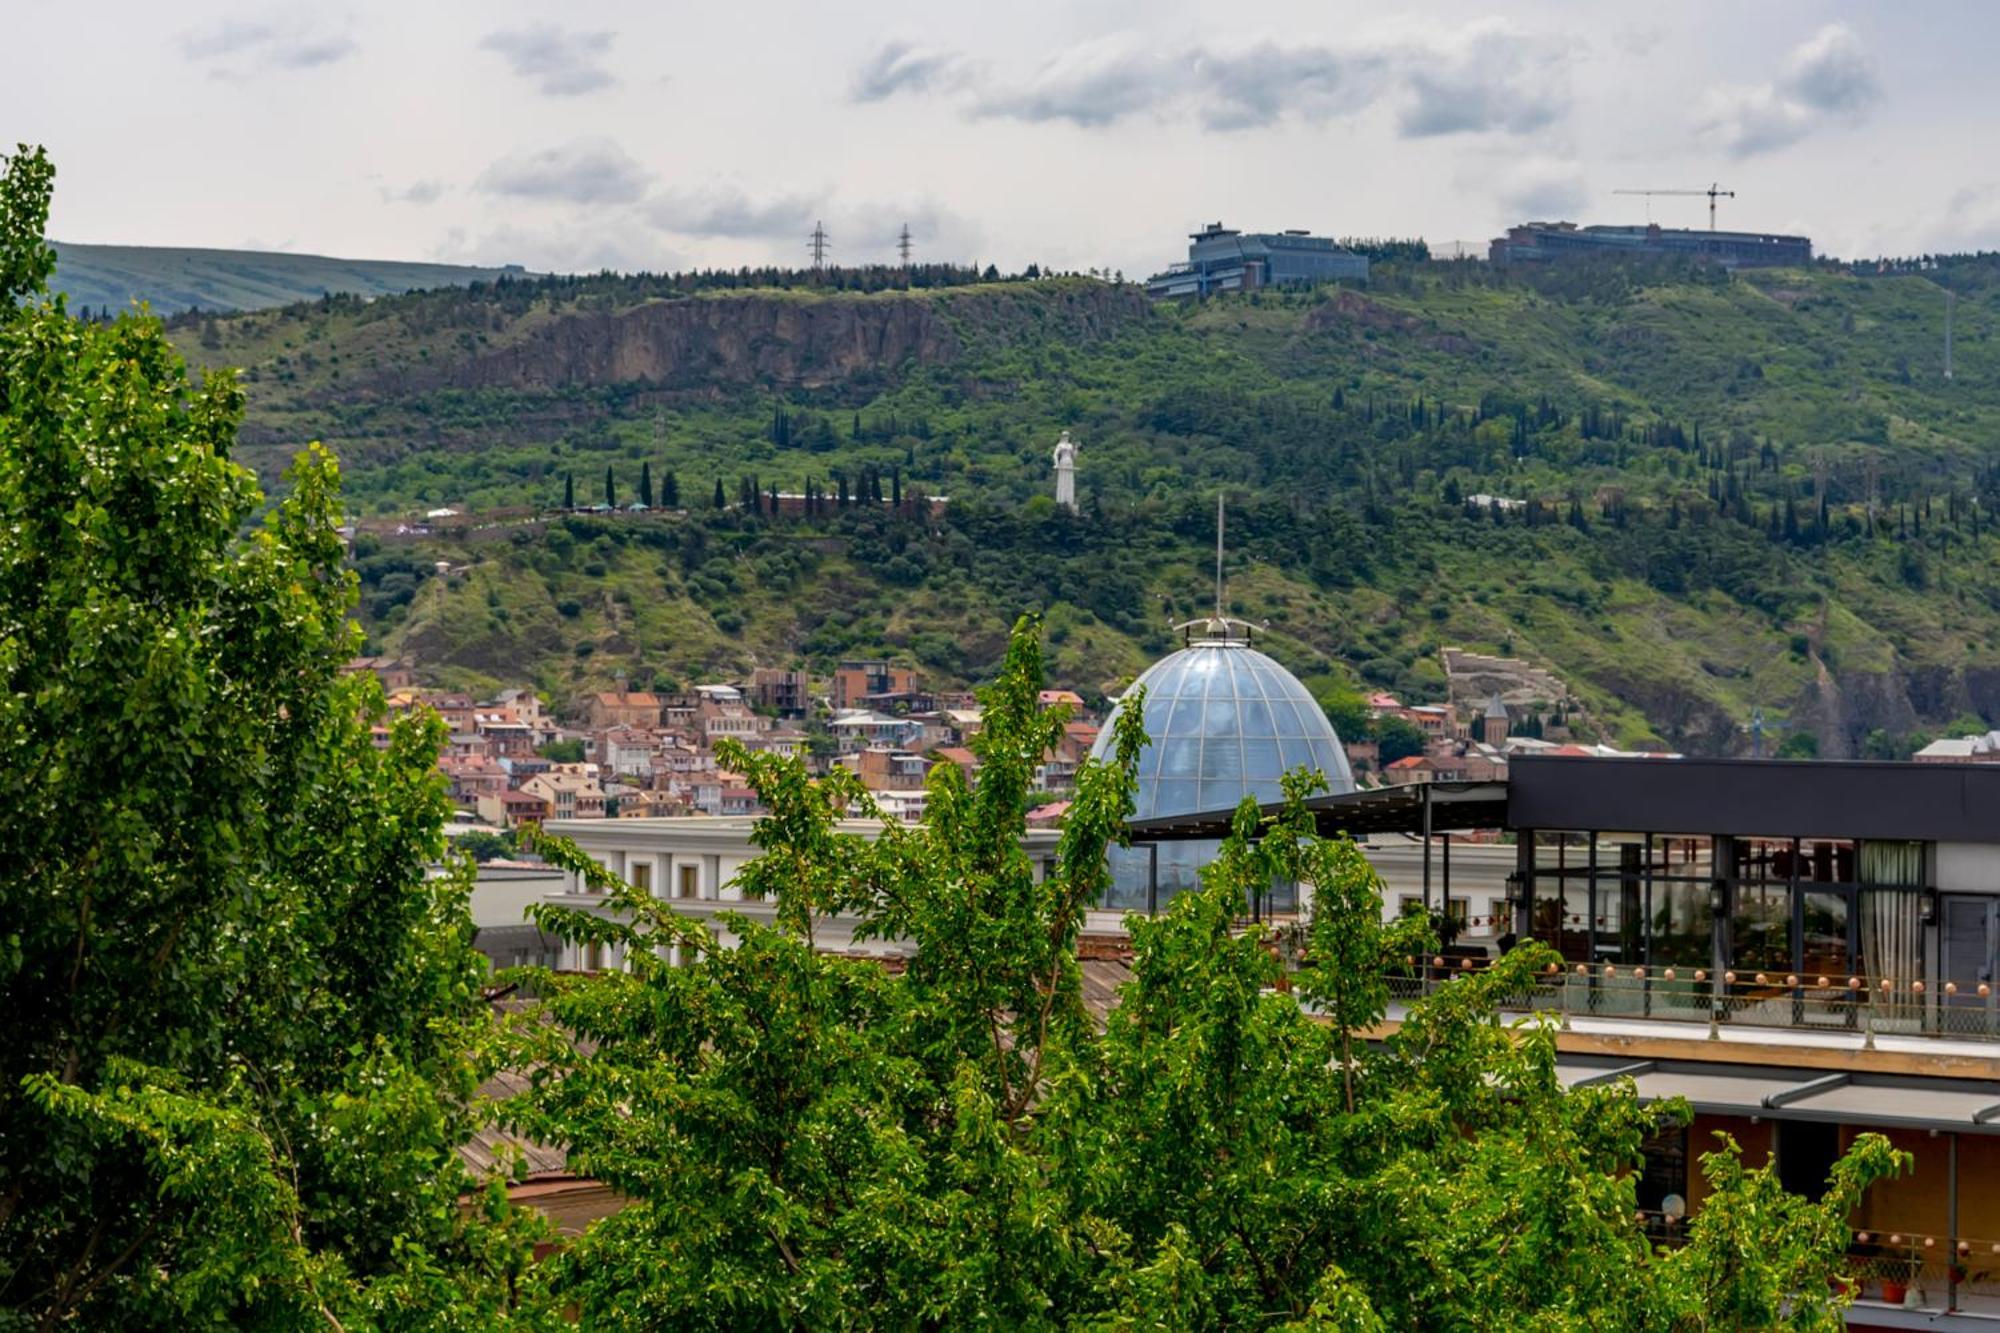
[1089,614,1354,911]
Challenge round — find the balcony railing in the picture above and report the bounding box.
[1387,958,2000,1044]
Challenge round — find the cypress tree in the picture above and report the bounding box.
[892,469,902,506]
[640,461,653,508]
[604,465,616,508]
[664,471,679,508]
[563,471,574,510]
[713,478,726,510]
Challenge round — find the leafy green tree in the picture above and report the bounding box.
[517,615,1904,1328]
[1374,714,1428,764]
[538,737,586,763]
[0,145,539,1328]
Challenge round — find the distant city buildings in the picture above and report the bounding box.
[1489,221,1811,268]
[1146,223,1369,299]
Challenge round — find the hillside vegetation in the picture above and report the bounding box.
[51,240,528,316]
[173,256,2000,757]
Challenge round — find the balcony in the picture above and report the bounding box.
[1390,958,2000,1048]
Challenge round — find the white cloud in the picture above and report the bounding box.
[479,25,617,97]
[1396,23,1574,138]
[971,40,1181,128]
[1701,23,1881,157]
[381,178,445,206]
[866,27,1571,138]
[851,42,966,102]
[1490,157,1588,220]
[645,186,818,240]
[434,220,676,275]
[1190,43,1385,131]
[476,140,651,206]
[178,15,356,73]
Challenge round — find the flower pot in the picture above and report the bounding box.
[1881,1279,1910,1304]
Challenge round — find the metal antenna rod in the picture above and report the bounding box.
[1214,493,1225,620]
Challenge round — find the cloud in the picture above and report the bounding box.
[436,221,675,275]
[1190,43,1385,131]
[479,25,617,96]
[851,42,965,102]
[1701,23,1881,157]
[861,28,1571,138]
[178,16,355,72]
[971,40,1180,127]
[1396,23,1573,138]
[476,139,651,205]
[1493,158,1588,220]
[1781,22,1880,114]
[380,178,444,205]
[645,187,817,240]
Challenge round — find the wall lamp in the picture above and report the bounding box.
[1920,889,1939,927]
[1709,877,1728,917]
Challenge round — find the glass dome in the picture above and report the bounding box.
[1090,634,1354,910]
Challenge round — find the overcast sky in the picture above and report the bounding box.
[10,1,1994,276]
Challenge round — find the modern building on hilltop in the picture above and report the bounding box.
[1146,223,1368,299]
[1489,221,1812,268]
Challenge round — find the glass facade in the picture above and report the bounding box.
[1095,639,1353,910]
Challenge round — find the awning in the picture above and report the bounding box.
[1555,1056,2000,1134]
[1126,780,1510,844]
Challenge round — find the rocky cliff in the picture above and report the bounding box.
[363,282,1153,396]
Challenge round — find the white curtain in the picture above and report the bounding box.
[1861,841,1925,1029]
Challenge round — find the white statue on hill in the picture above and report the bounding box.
[1053,429,1078,512]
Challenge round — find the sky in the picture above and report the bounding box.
[10,0,1997,277]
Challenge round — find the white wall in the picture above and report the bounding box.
[1935,842,2000,895]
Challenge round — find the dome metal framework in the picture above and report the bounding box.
[1091,620,1354,911]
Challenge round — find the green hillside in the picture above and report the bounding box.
[51,241,529,316]
[170,258,2000,757]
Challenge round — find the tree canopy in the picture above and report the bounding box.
[517,615,1904,1329]
[0,143,540,1328]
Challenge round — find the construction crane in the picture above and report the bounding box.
[1611,183,1736,231]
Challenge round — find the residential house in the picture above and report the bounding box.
[828,710,923,753]
[426,692,478,734]
[476,788,551,830]
[845,746,929,792]
[597,726,658,778]
[442,755,509,805]
[343,656,415,690]
[930,746,980,788]
[746,668,809,717]
[492,687,547,729]
[522,769,606,820]
[583,691,662,730]
[832,660,918,710]
[472,708,536,757]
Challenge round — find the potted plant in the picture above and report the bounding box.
[1878,1256,1915,1307]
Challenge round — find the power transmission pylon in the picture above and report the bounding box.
[809,221,830,272]
[897,223,913,269]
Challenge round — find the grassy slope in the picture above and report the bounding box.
[50,242,529,316]
[172,264,2000,752]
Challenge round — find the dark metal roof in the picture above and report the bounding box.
[1508,754,2000,843]
[1124,755,2000,845]
[1125,780,1508,843]
[1553,1055,2000,1135]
